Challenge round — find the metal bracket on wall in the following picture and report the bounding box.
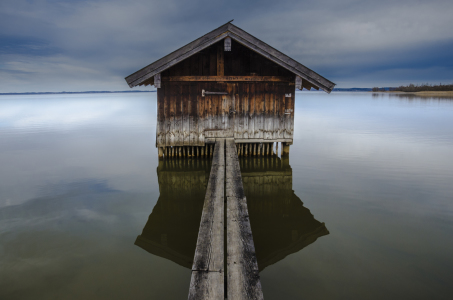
[202,89,229,97]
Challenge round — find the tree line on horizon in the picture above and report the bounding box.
[372,83,453,92]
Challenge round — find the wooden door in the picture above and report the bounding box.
[203,82,235,138]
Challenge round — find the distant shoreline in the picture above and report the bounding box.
[372,91,453,96]
[0,90,155,96]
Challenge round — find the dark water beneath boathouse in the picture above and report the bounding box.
[1,92,453,299]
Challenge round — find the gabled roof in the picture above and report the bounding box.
[125,21,335,93]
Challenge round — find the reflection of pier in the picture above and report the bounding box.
[134,159,211,269]
[240,156,329,271]
[135,149,329,299]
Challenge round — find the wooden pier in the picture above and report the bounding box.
[226,139,263,300]
[188,139,263,300]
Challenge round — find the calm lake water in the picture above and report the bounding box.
[1,92,453,299]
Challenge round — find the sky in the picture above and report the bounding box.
[1,0,453,92]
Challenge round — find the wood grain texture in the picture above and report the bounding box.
[217,44,224,76]
[188,271,224,300]
[238,83,244,139]
[243,84,249,139]
[273,84,280,139]
[226,83,235,137]
[233,83,240,139]
[167,84,175,146]
[255,84,264,139]
[289,86,295,138]
[175,84,183,146]
[156,87,165,147]
[154,73,161,88]
[189,139,225,300]
[163,76,292,82]
[277,84,285,139]
[295,76,302,90]
[283,84,292,139]
[183,84,190,145]
[158,82,294,147]
[264,83,273,140]
[224,36,232,51]
[248,84,255,139]
[198,82,206,145]
[225,139,264,300]
[189,83,199,146]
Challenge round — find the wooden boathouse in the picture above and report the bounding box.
[125,21,335,158]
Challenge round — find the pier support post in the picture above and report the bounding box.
[282,142,290,156]
[158,147,164,159]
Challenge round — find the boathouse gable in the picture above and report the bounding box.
[125,22,334,92]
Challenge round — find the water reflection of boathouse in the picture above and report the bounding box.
[135,157,329,271]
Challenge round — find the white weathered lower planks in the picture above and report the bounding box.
[225,139,264,300]
[188,139,225,300]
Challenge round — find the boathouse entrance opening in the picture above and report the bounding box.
[202,82,234,138]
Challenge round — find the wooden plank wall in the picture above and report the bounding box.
[161,39,294,78]
[157,82,295,148]
[156,38,297,149]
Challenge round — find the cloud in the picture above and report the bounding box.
[1,0,453,92]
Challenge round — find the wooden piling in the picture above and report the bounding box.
[282,142,290,156]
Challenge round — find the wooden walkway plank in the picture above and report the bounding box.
[188,139,225,300]
[188,271,224,300]
[225,139,264,300]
